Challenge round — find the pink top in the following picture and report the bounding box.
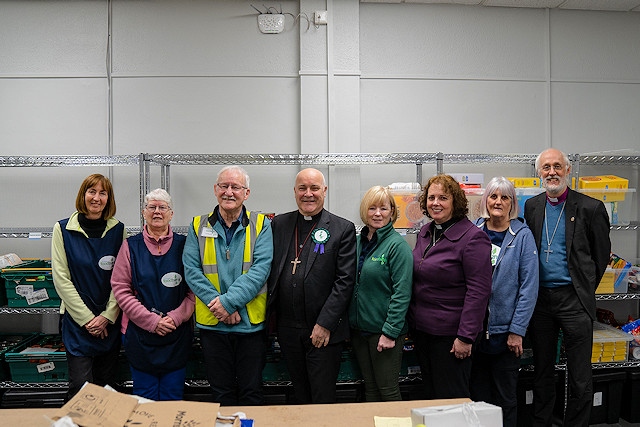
[111,224,195,334]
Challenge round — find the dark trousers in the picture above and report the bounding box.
[200,328,266,406]
[470,348,520,427]
[351,330,405,402]
[529,286,593,427]
[66,344,121,400]
[277,325,343,404]
[412,331,472,399]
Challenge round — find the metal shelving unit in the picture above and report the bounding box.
[142,152,440,196]
[1,152,638,394]
[0,155,141,238]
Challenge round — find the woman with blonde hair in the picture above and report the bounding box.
[349,186,413,401]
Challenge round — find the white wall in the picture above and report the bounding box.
[0,0,638,259]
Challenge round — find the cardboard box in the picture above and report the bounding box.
[54,382,219,427]
[411,401,502,427]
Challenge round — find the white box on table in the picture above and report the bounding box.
[411,401,502,426]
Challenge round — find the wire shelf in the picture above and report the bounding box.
[577,155,640,166]
[442,153,537,164]
[0,155,138,167]
[146,153,440,166]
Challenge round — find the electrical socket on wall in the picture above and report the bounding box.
[258,14,284,34]
[314,10,328,25]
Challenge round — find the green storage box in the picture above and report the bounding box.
[0,334,38,381]
[1,260,61,308]
[5,334,67,383]
[337,348,362,382]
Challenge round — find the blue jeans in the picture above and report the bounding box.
[130,366,186,401]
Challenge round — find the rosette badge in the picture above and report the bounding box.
[312,228,330,254]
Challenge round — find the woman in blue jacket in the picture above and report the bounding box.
[349,186,413,401]
[471,176,539,427]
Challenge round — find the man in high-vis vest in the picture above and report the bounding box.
[183,165,273,406]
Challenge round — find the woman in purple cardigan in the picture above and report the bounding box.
[409,174,492,399]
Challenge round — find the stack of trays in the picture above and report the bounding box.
[592,322,633,363]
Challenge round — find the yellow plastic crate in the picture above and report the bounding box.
[591,323,633,363]
[578,175,629,202]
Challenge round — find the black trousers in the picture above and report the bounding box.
[470,348,520,427]
[200,328,267,406]
[529,286,593,427]
[277,325,343,404]
[66,343,121,400]
[412,331,472,399]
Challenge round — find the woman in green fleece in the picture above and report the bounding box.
[349,186,413,401]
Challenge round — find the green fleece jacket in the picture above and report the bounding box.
[348,221,413,339]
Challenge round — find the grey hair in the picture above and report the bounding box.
[217,165,250,188]
[480,177,519,220]
[534,149,570,177]
[144,188,173,209]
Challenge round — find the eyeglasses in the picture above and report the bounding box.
[216,183,247,192]
[145,205,171,212]
[541,164,565,172]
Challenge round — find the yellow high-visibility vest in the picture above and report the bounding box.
[193,210,267,326]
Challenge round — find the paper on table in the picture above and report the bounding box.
[374,416,413,427]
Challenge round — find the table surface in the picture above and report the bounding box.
[0,398,470,426]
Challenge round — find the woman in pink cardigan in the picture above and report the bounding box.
[111,188,195,400]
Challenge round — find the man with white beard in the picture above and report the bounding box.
[524,148,611,426]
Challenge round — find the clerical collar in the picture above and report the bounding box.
[434,217,456,230]
[546,188,568,206]
[298,210,322,222]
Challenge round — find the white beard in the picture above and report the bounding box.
[543,176,569,195]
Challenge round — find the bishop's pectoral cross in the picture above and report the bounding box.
[544,246,553,263]
[291,257,301,274]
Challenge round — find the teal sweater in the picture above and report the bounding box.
[349,222,413,339]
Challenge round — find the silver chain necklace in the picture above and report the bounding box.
[544,202,565,263]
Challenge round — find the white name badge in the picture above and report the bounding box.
[161,272,183,288]
[201,227,218,238]
[98,255,116,271]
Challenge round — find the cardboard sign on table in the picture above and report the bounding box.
[53,382,219,427]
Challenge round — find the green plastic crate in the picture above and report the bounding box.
[0,333,38,381]
[337,348,362,382]
[1,259,60,308]
[5,334,68,382]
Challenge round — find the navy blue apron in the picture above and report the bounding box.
[59,218,124,357]
[123,233,192,375]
